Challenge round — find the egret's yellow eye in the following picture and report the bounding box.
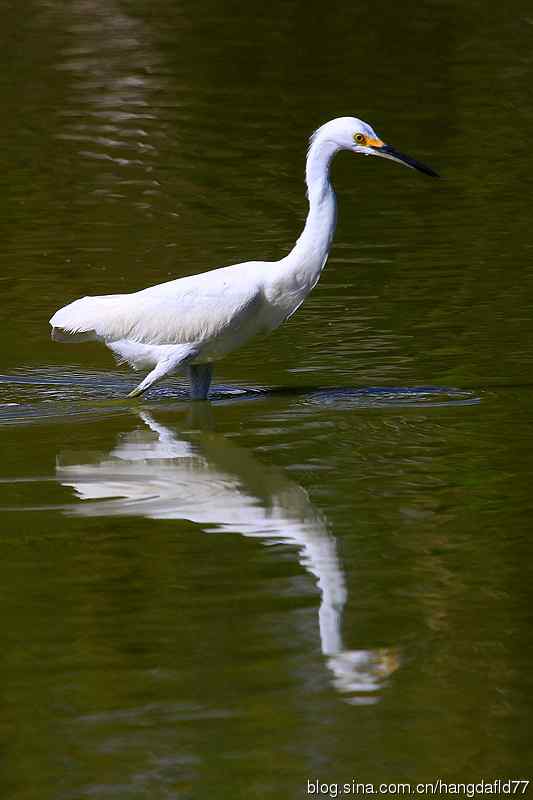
[354,133,367,145]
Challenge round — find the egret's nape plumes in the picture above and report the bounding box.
[50,117,438,400]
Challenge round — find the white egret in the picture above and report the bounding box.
[50,117,438,399]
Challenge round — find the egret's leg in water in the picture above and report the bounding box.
[188,364,213,400]
[127,345,198,398]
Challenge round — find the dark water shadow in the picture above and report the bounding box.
[0,367,481,425]
[266,385,481,409]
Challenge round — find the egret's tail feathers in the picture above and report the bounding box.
[51,326,97,343]
[49,294,126,343]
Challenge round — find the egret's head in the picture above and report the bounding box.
[313,117,439,177]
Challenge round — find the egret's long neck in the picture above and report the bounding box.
[284,136,338,286]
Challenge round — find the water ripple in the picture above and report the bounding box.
[0,368,481,425]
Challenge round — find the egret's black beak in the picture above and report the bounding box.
[374,144,439,177]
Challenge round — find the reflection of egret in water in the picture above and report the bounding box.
[57,410,400,702]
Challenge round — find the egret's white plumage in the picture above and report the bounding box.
[50,117,437,399]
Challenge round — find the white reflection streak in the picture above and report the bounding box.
[57,411,399,701]
[55,0,163,203]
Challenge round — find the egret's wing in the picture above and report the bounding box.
[50,262,265,345]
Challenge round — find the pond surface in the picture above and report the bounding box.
[1,1,533,798]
